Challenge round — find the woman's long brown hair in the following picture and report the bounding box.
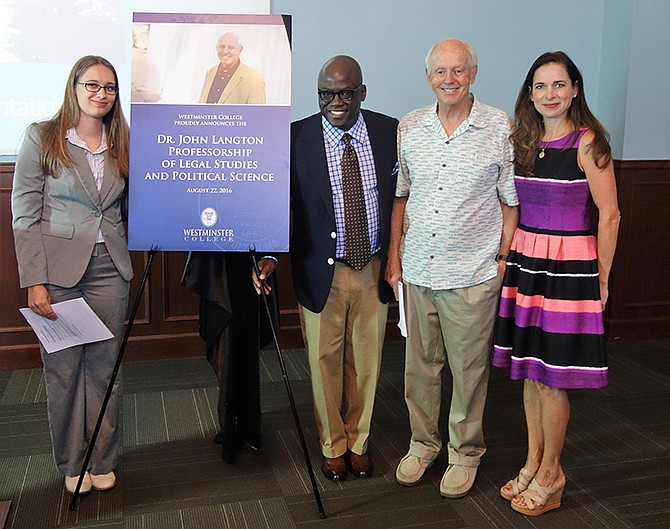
[511,51,611,176]
[36,55,129,178]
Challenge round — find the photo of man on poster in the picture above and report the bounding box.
[199,31,266,104]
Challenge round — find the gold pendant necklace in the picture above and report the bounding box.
[538,128,569,159]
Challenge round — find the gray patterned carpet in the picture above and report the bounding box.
[1,338,669,529]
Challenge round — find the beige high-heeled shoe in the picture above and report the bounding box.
[64,472,92,495]
[511,477,565,516]
[500,467,536,500]
[90,471,116,491]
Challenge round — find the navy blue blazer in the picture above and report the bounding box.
[290,109,399,313]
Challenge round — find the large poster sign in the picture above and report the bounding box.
[128,13,291,252]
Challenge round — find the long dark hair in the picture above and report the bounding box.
[36,55,129,178]
[511,51,611,176]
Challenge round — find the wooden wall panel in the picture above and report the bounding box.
[163,252,198,321]
[1,163,27,333]
[606,160,670,339]
[122,251,200,360]
[1,164,23,330]
[9,158,663,369]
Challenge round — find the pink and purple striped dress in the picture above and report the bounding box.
[492,129,607,389]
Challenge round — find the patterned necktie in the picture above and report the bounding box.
[341,133,371,270]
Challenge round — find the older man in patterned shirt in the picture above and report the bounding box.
[386,39,519,498]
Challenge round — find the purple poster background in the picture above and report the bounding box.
[128,13,290,252]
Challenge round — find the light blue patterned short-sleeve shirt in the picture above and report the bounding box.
[396,96,518,290]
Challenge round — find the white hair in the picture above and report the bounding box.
[425,39,478,74]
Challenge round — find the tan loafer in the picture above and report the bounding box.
[396,452,436,486]
[440,464,478,498]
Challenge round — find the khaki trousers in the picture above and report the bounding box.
[300,256,388,458]
[403,276,501,466]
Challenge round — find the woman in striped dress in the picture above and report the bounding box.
[492,51,620,516]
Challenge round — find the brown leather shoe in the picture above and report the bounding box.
[321,456,348,481]
[347,451,374,478]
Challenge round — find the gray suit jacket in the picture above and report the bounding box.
[12,125,133,288]
[198,62,266,104]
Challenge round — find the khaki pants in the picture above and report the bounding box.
[300,256,388,458]
[403,276,501,466]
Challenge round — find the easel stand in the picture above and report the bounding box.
[68,249,325,518]
[69,248,158,510]
[250,251,326,519]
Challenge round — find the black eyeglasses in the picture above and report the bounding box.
[318,84,362,103]
[77,82,119,95]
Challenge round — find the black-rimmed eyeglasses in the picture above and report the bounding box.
[77,82,119,95]
[318,84,362,103]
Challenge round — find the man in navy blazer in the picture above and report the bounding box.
[290,55,398,481]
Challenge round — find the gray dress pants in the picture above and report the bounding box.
[41,243,129,476]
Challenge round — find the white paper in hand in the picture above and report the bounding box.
[19,298,114,354]
[397,281,407,338]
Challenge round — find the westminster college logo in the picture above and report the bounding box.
[200,207,218,227]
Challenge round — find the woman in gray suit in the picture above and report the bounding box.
[12,56,133,495]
